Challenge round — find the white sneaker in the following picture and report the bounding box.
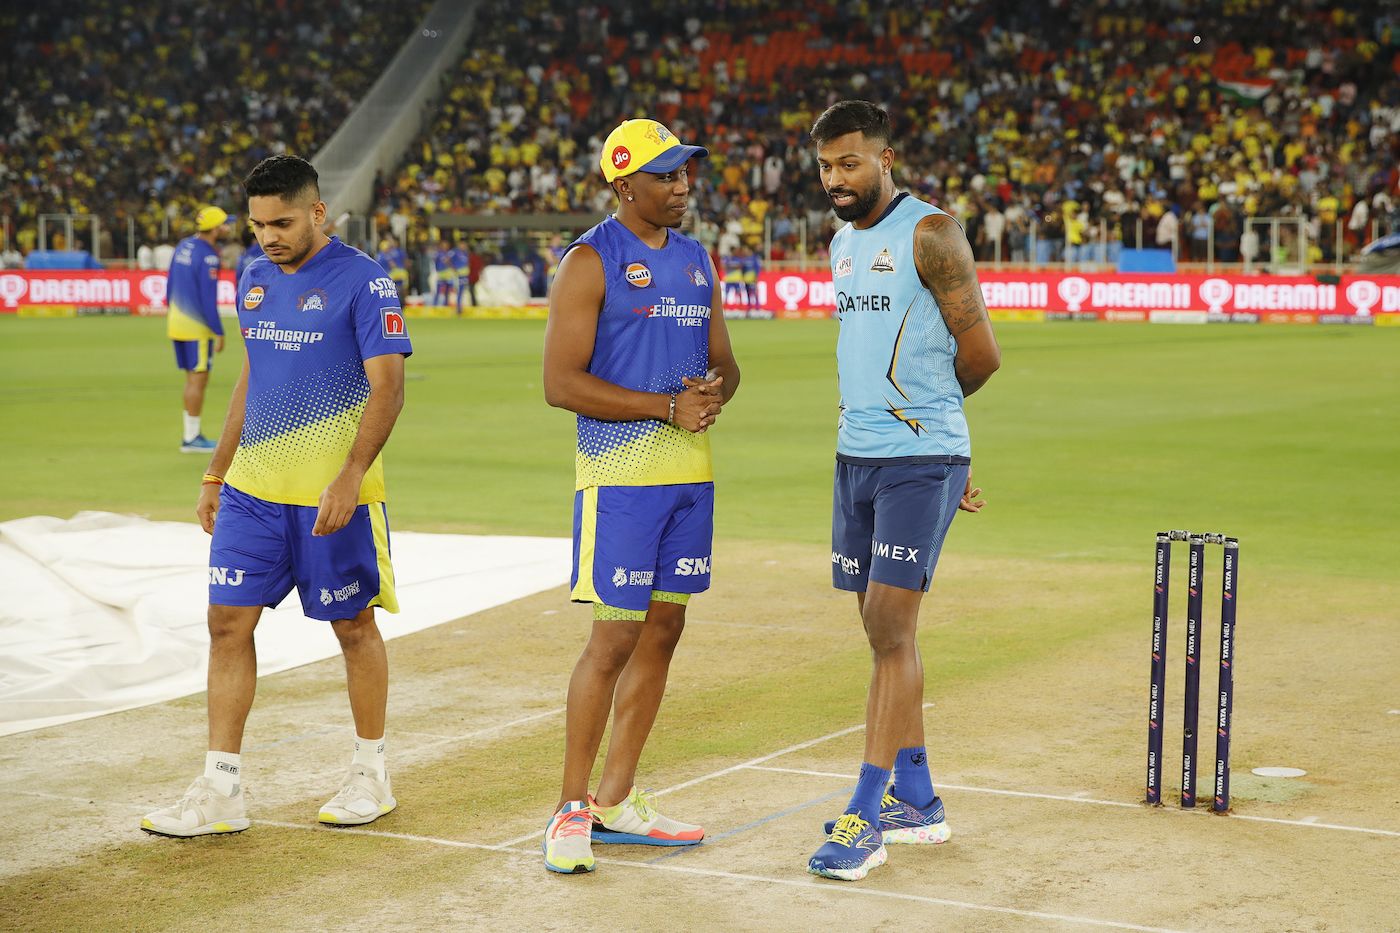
[141,777,250,837]
[591,786,704,846]
[543,800,596,873]
[318,765,396,825]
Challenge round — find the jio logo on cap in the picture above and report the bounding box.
[612,146,631,170]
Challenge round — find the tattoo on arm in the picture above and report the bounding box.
[915,217,988,335]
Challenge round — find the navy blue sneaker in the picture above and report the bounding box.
[823,791,951,845]
[180,435,216,453]
[808,811,886,881]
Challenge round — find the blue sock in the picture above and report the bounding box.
[891,746,935,809]
[848,762,892,825]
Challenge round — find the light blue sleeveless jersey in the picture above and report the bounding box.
[830,193,971,463]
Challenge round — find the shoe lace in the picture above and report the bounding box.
[630,788,659,822]
[552,806,592,840]
[828,812,870,846]
[880,792,898,809]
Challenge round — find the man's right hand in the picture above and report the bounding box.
[197,483,222,534]
[672,375,724,433]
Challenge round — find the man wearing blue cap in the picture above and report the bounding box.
[540,118,741,874]
[167,205,232,452]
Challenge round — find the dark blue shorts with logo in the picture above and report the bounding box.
[831,457,969,593]
[571,483,714,612]
[208,484,397,621]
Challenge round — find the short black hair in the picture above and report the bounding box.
[810,100,892,149]
[243,154,320,201]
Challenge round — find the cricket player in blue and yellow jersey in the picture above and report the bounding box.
[540,118,740,874]
[806,101,1001,882]
[142,155,412,839]
[167,205,231,453]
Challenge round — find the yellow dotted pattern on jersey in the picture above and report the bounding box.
[575,420,712,490]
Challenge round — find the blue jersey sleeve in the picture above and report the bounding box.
[353,266,413,360]
[199,245,223,335]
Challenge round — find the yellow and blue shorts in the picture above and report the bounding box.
[208,485,398,621]
[571,483,713,617]
[172,339,216,373]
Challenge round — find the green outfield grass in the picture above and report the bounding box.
[1,315,1396,581]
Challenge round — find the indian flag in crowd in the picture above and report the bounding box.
[1217,78,1273,102]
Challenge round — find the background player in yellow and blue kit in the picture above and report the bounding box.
[142,155,412,838]
[376,235,410,301]
[806,101,1001,882]
[166,205,232,453]
[539,118,740,874]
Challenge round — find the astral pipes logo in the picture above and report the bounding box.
[0,275,26,308]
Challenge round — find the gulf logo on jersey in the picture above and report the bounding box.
[611,146,632,171]
[625,262,652,288]
[243,286,265,310]
[381,306,408,339]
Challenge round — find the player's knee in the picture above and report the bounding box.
[207,605,256,644]
[645,606,686,653]
[863,615,917,657]
[582,628,640,673]
[331,613,381,651]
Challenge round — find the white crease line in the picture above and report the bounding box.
[491,707,931,849]
[256,817,1186,933]
[408,706,567,753]
[744,766,1400,838]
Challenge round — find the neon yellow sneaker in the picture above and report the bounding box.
[591,786,704,846]
[543,800,596,873]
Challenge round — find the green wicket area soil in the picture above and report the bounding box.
[2,539,1397,932]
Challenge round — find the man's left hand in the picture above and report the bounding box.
[313,472,361,536]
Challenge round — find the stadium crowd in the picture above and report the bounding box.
[376,0,1398,273]
[2,0,1397,282]
[0,0,429,262]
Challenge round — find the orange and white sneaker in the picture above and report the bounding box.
[543,800,596,873]
[591,786,704,847]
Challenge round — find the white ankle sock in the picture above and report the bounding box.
[183,413,201,442]
[352,735,386,780]
[204,751,241,796]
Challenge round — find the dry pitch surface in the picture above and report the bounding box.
[2,538,1397,932]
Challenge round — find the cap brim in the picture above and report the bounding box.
[638,145,708,174]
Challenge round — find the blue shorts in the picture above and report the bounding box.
[208,484,398,621]
[173,339,215,373]
[831,459,969,593]
[571,483,714,612]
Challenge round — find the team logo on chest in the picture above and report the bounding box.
[625,262,653,288]
[297,288,329,312]
[870,248,896,273]
[685,263,709,288]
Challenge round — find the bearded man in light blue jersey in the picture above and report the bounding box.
[540,118,740,874]
[807,100,1001,882]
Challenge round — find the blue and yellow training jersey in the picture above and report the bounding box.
[567,216,714,489]
[829,193,970,462]
[166,235,223,340]
[225,237,413,506]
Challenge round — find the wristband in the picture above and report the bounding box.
[202,473,224,486]
[666,393,677,425]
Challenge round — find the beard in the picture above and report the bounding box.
[828,182,882,222]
